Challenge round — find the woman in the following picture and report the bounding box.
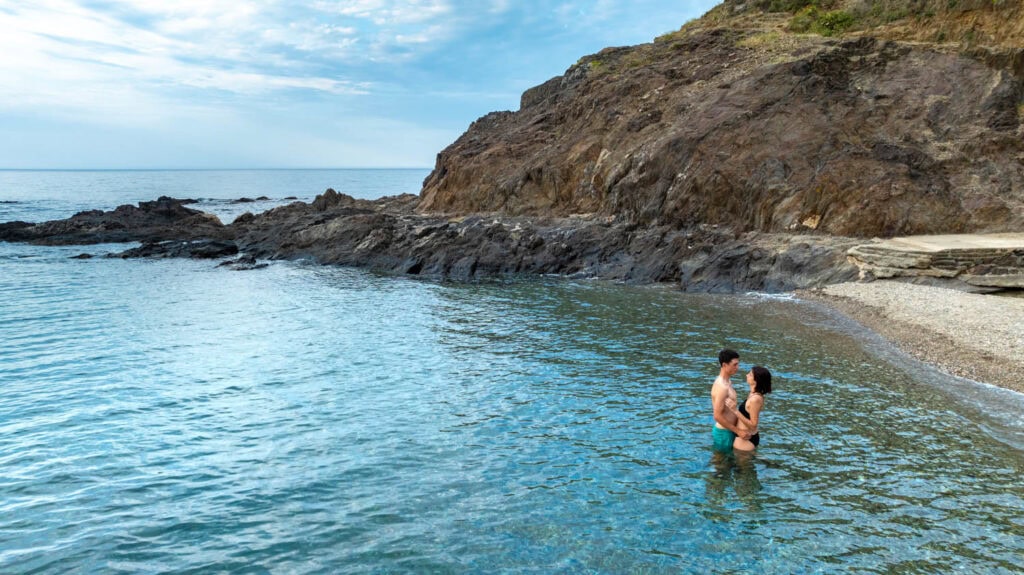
[733,366,772,451]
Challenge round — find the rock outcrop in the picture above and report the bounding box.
[419,24,1024,239]
[226,190,858,288]
[847,233,1024,287]
[0,196,229,245]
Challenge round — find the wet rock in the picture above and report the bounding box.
[0,197,230,245]
[217,254,268,270]
[115,239,238,259]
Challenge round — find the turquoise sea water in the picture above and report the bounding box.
[2,171,1023,573]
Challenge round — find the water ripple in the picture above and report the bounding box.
[1,246,1022,573]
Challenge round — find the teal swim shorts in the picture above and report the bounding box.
[712,426,736,452]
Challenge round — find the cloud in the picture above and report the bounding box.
[312,0,453,25]
[0,0,719,168]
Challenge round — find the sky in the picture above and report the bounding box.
[0,0,719,169]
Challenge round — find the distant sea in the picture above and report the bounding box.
[0,169,430,224]
[2,170,1023,573]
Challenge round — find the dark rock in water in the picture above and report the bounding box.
[0,197,230,246]
[312,188,357,211]
[0,221,35,242]
[283,196,298,200]
[234,197,256,203]
[115,239,238,259]
[70,253,93,259]
[217,254,268,271]
[255,196,270,201]
[230,194,858,290]
[2,187,858,291]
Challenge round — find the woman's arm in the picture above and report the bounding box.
[733,401,755,428]
[742,396,764,433]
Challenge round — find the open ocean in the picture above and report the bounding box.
[2,170,1023,573]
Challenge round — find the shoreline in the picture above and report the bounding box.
[797,281,1024,394]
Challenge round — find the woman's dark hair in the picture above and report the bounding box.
[752,366,772,395]
[718,348,739,366]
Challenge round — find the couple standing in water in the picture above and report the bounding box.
[711,348,773,452]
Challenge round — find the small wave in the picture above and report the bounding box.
[744,291,798,301]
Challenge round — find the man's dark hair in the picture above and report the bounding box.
[752,366,773,395]
[718,348,739,366]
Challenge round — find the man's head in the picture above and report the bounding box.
[718,348,740,377]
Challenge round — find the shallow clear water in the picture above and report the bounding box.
[2,172,1023,573]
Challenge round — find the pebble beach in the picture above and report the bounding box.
[801,281,1024,393]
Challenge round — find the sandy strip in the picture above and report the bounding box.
[798,281,1024,393]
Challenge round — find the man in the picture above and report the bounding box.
[711,348,750,452]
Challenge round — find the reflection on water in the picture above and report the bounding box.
[0,246,1022,574]
[705,450,763,515]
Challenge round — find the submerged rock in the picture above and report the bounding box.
[217,254,269,271]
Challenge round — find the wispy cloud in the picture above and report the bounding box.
[0,0,717,167]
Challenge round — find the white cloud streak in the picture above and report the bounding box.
[0,0,465,120]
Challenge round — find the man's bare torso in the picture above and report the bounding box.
[712,376,738,430]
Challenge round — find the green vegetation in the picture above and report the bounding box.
[814,10,856,35]
[736,31,784,48]
[788,7,856,36]
[662,0,1018,46]
[759,0,820,11]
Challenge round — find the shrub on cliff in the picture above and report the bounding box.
[700,0,1021,45]
[789,7,857,35]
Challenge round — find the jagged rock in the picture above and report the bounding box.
[114,239,238,259]
[0,197,230,245]
[217,254,268,270]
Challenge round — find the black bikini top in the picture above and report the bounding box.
[738,393,762,419]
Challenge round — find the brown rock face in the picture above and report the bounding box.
[419,31,1024,238]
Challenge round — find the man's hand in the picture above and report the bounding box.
[738,430,751,440]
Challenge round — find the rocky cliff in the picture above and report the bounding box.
[419,1,1024,239]
[4,1,1023,292]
